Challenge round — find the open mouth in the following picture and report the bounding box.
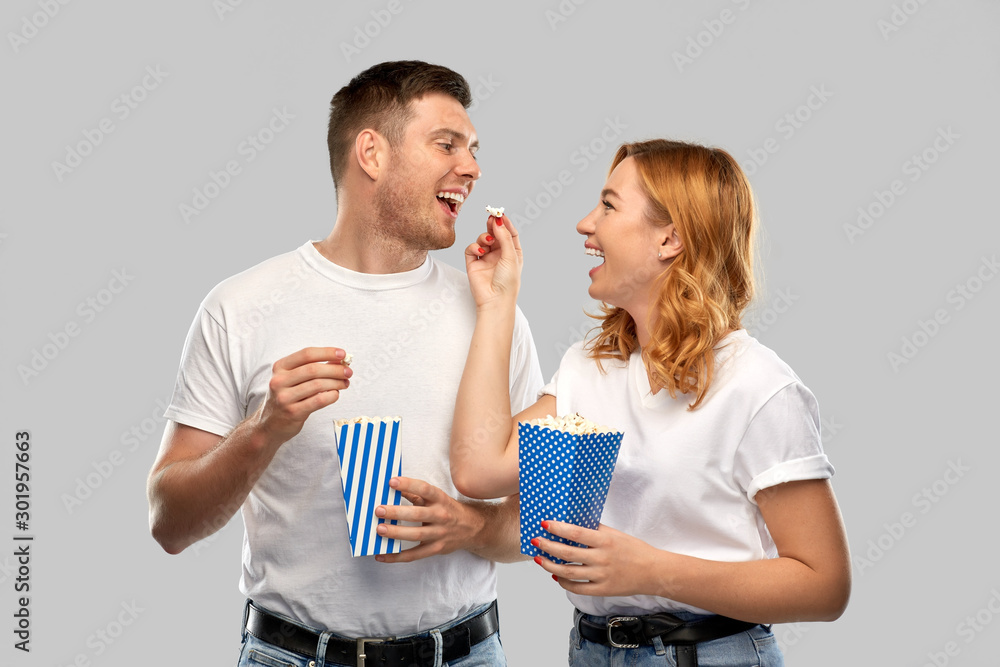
[586,246,605,276]
[436,191,465,217]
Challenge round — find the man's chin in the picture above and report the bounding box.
[430,229,456,251]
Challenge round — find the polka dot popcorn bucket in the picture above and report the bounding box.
[517,420,624,563]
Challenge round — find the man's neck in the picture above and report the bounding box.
[315,217,428,274]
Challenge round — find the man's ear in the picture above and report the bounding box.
[355,129,388,181]
[657,224,683,261]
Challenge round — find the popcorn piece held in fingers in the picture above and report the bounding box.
[485,205,504,218]
[342,352,353,366]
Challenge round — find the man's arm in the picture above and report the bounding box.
[147,347,351,554]
[373,477,528,564]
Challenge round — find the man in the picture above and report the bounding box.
[146,60,543,667]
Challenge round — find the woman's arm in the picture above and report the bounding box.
[453,394,558,499]
[450,212,558,498]
[534,478,851,624]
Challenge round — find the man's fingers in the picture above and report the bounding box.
[375,543,437,564]
[273,346,347,372]
[389,476,441,501]
[280,359,353,387]
[280,377,349,406]
[376,521,440,543]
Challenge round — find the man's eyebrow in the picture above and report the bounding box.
[430,127,479,149]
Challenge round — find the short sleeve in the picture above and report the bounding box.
[508,308,546,413]
[539,368,559,399]
[733,381,834,503]
[162,305,244,436]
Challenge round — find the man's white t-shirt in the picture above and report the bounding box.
[164,241,544,636]
[541,330,833,617]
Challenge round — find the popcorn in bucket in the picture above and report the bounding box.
[517,414,624,563]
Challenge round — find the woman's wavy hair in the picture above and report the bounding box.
[586,139,758,409]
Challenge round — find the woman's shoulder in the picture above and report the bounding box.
[714,330,807,396]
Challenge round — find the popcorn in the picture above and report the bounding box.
[485,205,504,218]
[522,413,614,436]
[333,415,398,427]
[342,352,353,366]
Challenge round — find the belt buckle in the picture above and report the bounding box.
[356,636,393,667]
[607,616,640,649]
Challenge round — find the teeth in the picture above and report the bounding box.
[585,247,605,258]
[436,191,465,203]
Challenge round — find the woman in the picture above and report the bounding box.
[451,139,850,666]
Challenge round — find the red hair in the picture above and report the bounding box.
[586,139,758,409]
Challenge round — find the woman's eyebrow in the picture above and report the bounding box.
[601,187,620,200]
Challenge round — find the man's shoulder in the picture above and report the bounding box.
[201,243,311,311]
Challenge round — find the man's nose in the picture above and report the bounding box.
[457,149,481,181]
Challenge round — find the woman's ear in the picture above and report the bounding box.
[355,129,388,181]
[657,224,683,261]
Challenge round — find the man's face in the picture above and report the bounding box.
[373,92,481,251]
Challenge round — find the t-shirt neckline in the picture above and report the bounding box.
[632,329,750,409]
[298,241,433,291]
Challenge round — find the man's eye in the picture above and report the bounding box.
[439,143,454,151]
[602,200,613,210]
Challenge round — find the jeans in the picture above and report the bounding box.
[237,600,506,667]
[568,610,784,667]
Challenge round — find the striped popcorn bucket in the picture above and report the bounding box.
[334,417,403,557]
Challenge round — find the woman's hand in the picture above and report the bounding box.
[534,480,851,624]
[464,213,523,309]
[531,521,666,598]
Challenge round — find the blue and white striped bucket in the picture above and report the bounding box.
[335,418,403,557]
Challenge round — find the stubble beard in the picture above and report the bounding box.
[372,165,456,252]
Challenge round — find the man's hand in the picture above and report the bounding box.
[253,347,352,446]
[373,477,523,564]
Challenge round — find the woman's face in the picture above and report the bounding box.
[576,156,678,313]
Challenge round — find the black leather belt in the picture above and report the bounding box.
[576,609,759,667]
[244,600,499,667]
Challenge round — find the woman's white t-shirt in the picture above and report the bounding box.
[540,330,834,616]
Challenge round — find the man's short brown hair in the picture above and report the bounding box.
[327,61,472,189]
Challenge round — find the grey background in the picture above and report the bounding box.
[2,0,999,665]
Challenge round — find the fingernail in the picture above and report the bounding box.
[375,506,385,517]
[552,575,559,582]
[541,520,550,531]
[485,235,494,243]
[533,556,542,565]
[477,247,485,255]
[344,367,353,377]
[530,538,539,547]
[495,219,503,227]
[375,555,384,562]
